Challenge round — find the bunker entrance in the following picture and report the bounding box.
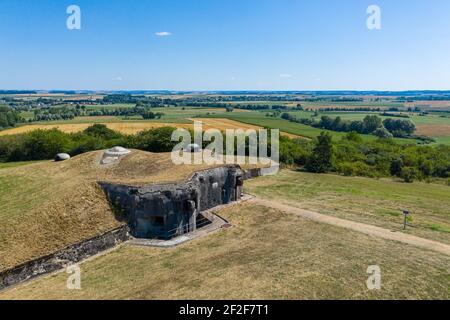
[196,213,213,229]
[100,166,244,241]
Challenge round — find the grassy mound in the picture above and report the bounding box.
[0,150,268,271]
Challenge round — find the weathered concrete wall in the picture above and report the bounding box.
[100,166,244,240]
[0,226,129,291]
[244,163,280,179]
[195,166,242,211]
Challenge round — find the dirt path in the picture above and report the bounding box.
[251,198,450,256]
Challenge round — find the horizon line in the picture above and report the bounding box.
[2,89,450,94]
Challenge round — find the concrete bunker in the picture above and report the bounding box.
[100,166,244,240]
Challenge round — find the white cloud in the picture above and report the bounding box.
[279,74,293,78]
[155,31,172,37]
[112,77,123,81]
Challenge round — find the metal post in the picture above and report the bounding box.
[403,210,410,230]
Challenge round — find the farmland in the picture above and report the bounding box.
[2,92,450,145]
[209,110,450,145]
[11,109,448,144]
[0,117,298,139]
[275,110,450,144]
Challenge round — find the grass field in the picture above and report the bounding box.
[245,170,450,245]
[2,202,449,300]
[0,161,42,170]
[18,106,238,124]
[279,110,450,144]
[204,111,418,143]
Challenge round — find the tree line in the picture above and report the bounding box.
[0,124,449,183]
[87,106,164,119]
[0,106,22,129]
[281,113,420,139]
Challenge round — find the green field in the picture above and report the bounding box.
[204,111,418,143]
[246,170,450,244]
[18,107,235,125]
[281,111,450,143]
[205,111,368,140]
[433,136,450,145]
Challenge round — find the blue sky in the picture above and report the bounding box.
[0,0,449,91]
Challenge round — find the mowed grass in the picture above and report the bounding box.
[2,203,449,300]
[245,170,450,244]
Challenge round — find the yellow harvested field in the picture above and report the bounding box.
[193,119,301,139]
[0,123,188,136]
[192,118,261,131]
[0,119,300,138]
[416,125,450,137]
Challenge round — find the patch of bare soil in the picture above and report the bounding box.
[416,125,450,137]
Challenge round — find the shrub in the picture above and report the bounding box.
[83,124,123,140]
[132,127,178,152]
[336,162,354,176]
[373,126,393,139]
[18,129,71,161]
[279,137,311,166]
[400,167,418,183]
[343,131,363,143]
[352,161,376,178]
[390,159,403,177]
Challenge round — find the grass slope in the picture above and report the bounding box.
[0,160,122,272]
